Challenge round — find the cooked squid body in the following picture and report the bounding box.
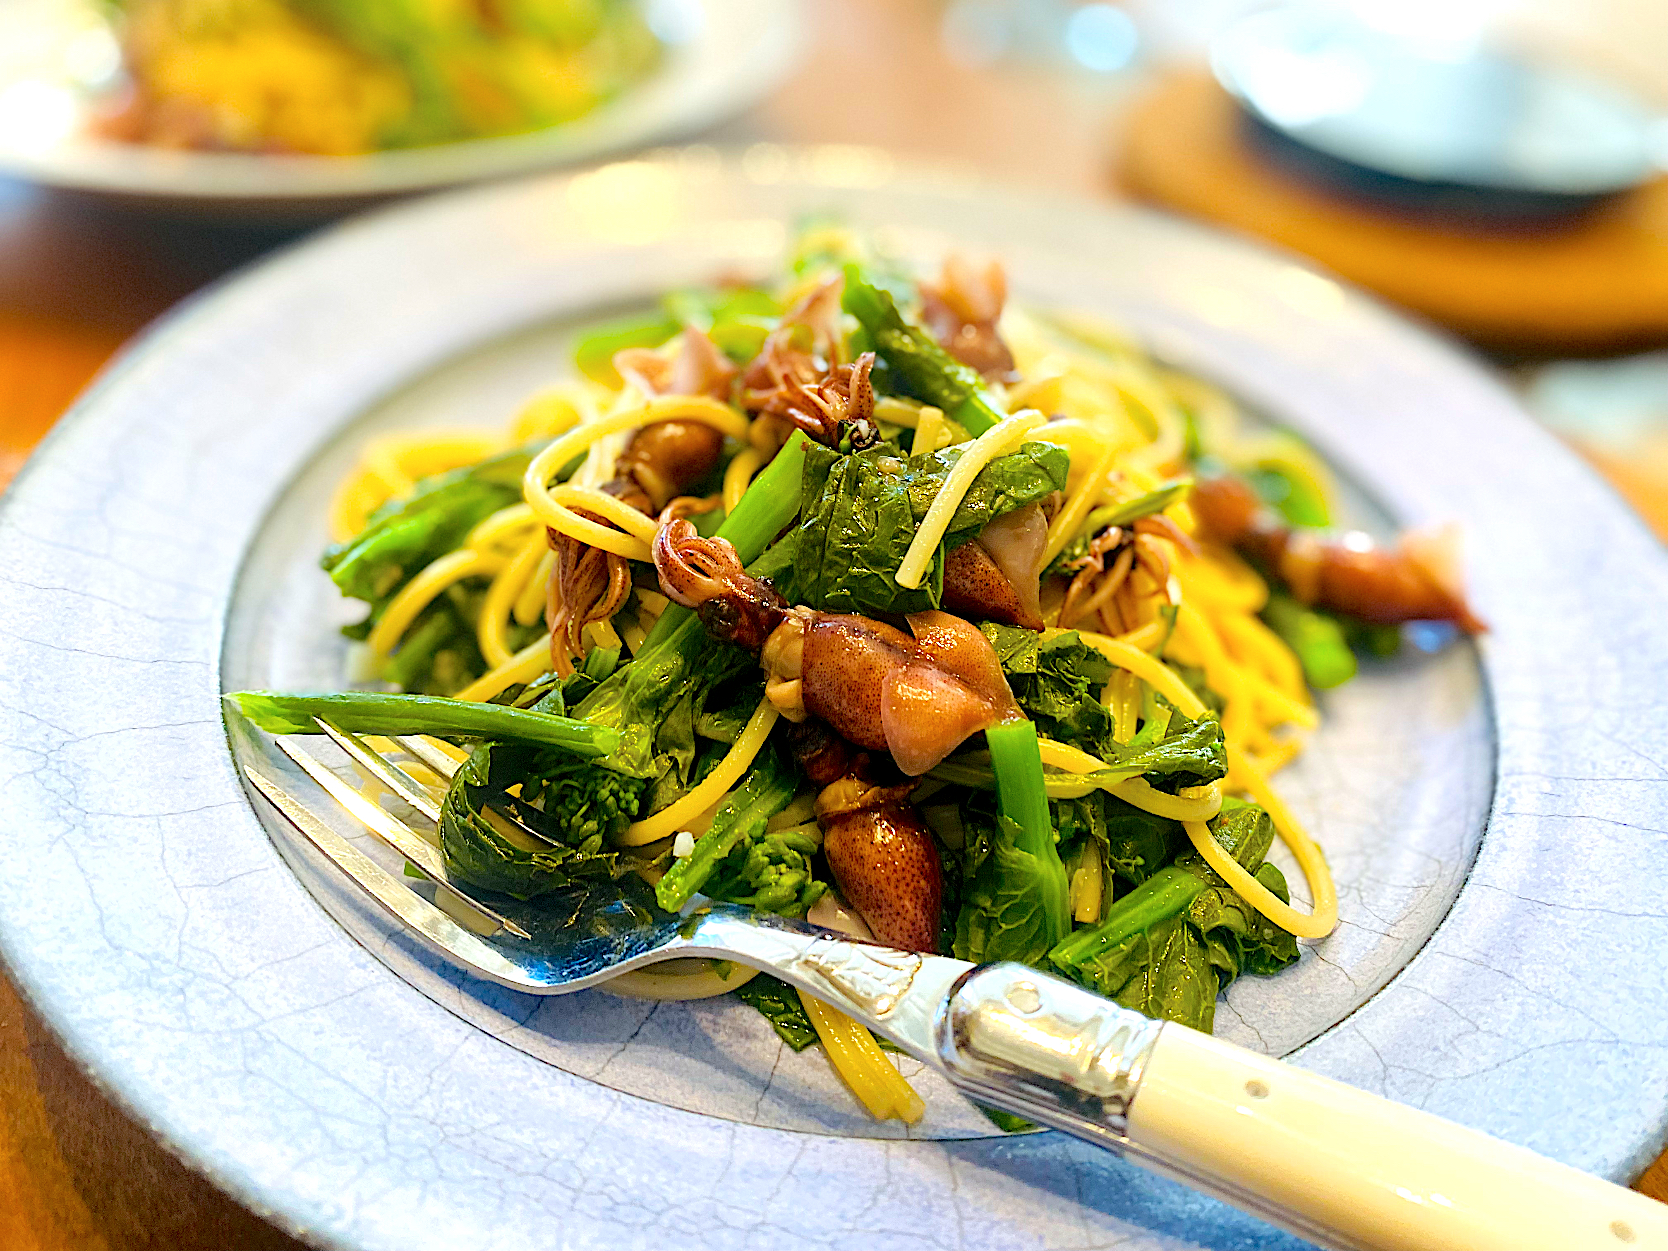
[618,420,725,512]
[815,777,943,953]
[1191,475,1486,633]
[783,609,1019,776]
[941,501,1049,630]
[789,721,942,954]
[918,254,1018,382]
[655,522,1020,775]
[615,325,737,406]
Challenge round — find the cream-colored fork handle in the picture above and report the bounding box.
[1129,1024,1668,1251]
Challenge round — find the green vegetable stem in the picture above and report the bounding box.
[1047,804,1299,1033]
[985,718,1070,953]
[841,268,1007,436]
[655,747,800,913]
[225,690,617,756]
[639,429,813,654]
[1260,591,1357,690]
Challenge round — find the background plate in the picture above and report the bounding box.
[0,0,802,211]
[2,150,1666,1249]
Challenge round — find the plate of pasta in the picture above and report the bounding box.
[0,0,800,209]
[2,148,1666,1250]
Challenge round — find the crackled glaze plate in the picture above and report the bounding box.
[2,149,1667,1250]
[0,0,800,212]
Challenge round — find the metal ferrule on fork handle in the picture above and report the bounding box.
[935,962,1162,1145]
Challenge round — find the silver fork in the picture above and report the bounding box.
[238,721,1668,1251]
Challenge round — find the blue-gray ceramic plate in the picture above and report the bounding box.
[2,147,1665,1250]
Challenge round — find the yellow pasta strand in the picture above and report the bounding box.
[896,410,1044,589]
[1068,630,1206,718]
[1116,619,1167,653]
[798,988,924,1124]
[509,388,587,444]
[1247,737,1304,776]
[722,446,764,513]
[367,549,502,663]
[1217,612,1306,699]
[1042,444,1118,567]
[330,429,510,542]
[1117,778,1224,821]
[539,499,653,561]
[466,503,538,552]
[872,396,923,428]
[453,633,553,703]
[1175,550,1267,613]
[1070,843,1104,923]
[1179,744,1338,939]
[607,961,760,1001]
[377,430,504,481]
[622,697,779,846]
[1184,819,1333,941]
[523,395,747,556]
[1110,670,1139,742]
[912,405,952,453]
[477,529,548,669]
[514,549,555,627]
[549,484,662,542]
[1036,738,1224,820]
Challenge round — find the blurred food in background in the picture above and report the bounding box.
[1107,1,1668,539]
[92,0,661,154]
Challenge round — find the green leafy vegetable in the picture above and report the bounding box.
[1340,615,1403,660]
[438,747,626,899]
[655,744,800,913]
[841,269,1007,435]
[980,624,1114,751]
[734,975,819,1051]
[378,585,491,695]
[665,287,781,363]
[1101,797,1183,887]
[573,311,678,384]
[965,624,1229,791]
[1246,460,1330,528]
[977,1105,1038,1133]
[1049,804,1299,1032]
[322,447,531,636]
[703,828,826,917]
[431,648,644,899]
[1053,791,1182,895]
[773,440,1068,617]
[427,432,815,903]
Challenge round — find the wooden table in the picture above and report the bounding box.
[2,3,1666,1246]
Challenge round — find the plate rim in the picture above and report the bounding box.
[3,146,1667,1250]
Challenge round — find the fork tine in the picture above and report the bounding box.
[317,719,442,823]
[274,737,533,941]
[396,734,465,781]
[243,764,542,991]
[319,725,552,853]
